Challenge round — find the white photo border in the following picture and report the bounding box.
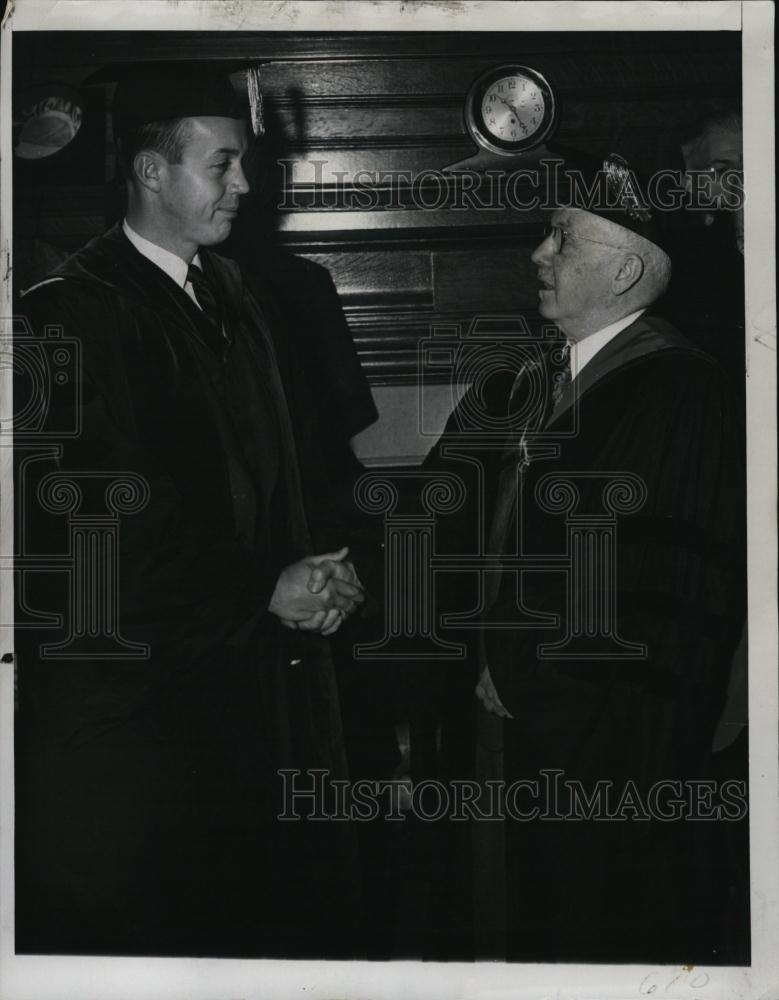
[0,2,775,998]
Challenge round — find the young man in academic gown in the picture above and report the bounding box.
[473,155,747,964]
[14,63,366,958]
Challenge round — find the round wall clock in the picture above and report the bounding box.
[465,64,556,156]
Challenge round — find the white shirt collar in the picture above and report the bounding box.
[569,308,646,381]
[122,219,201,288]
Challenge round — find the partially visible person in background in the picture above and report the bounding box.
[681,107,744,255]
[660,107,744,380]
[667,106,750,958]
[674,106,748,756]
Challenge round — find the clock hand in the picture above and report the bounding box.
[496,96,531,137]
[496,96,518,119]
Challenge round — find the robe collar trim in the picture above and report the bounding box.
[548,313,709,429]
[51,223,242,358]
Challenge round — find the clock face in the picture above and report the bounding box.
[481,74,546,144]
[465,64,556,156]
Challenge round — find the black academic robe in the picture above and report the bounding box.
[14,225,354,957]
[482,315,747,964]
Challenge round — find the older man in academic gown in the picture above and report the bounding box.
[14,63,365,958]
[473,155,747,964]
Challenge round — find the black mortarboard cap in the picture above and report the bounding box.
[547,143,670,255]
[86,61,264,140]
[112,62,242,140]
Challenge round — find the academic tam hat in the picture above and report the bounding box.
[85,61,265,140]
[546,143,670,255]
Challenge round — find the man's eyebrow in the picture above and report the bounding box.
[208,146,245,157]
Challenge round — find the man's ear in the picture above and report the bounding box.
[132,150,165,193]
[612,253,644,296]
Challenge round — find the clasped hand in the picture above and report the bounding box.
[475,665,513,718]
[269,546,365,637]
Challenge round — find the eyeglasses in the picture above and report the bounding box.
[543,224,632,254]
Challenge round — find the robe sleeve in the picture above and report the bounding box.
[17,281,280,678]
[485,351,746,761]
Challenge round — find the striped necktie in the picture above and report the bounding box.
[551,341,572,407]
[187,263,225,341]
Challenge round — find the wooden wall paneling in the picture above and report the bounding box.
[259,51,738,99]
[304,250,432,308]
[343,306,548,384]
[13,30,741,67]
[275,149,473,191]
[346,309,436,379]
[267,99,464,143]
[275,207,545,240]
[432,248,540,314]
